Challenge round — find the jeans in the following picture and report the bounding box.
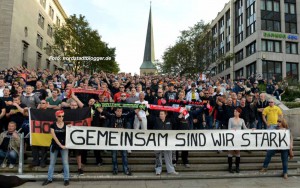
[257,116,266,129]
[263,150,289,174]
[205,115,213,129]
[0,149,18,164]
[112,150,129,173]
[267,124,278,130]
[47,146,69,181]
[249,121,257,129]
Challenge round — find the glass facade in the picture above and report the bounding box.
[246,0,256,37]
[246,62,256,78]
[262,61,282,81]
[235,0,244,45]
[261,40,281,52]
[286,62,298,82]
[285,0,297,33]
[261,0,281,32]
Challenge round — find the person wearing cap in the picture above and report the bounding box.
[186,83,200,102]
[43,110,70,186]
[164,83,177,105]
[251,81,260,94]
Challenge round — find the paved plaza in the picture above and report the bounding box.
[17,176,300,188]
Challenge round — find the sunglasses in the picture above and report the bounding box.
[121,95,126,97]
[277,120,281,123]
[269,101,274,103]
[40,103,46,104]
[57,116,64,118]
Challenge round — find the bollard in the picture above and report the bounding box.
[18,133,24,174]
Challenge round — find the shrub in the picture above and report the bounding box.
[282,102,300,109]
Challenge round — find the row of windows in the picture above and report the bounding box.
[39,0,61,26]
[36,33,52,55]
[261,0,280,12]
[38,14,54,37]
[262,40,298,54]
[232,61,299,82]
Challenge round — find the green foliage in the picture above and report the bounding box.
[53,14,119,74]
[282,102,300,109]
[257,84,266,93]
[281,87,300,102]
[160,21,211,76]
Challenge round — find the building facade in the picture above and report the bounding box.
[0,0,67,71]
[207,0,300,82]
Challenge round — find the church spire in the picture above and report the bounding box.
[140,3,157,75]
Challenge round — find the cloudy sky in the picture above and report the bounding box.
[60,0,230,74]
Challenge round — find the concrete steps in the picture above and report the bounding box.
[1,138,299,180]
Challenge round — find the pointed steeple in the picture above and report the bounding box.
[140,3,157,75]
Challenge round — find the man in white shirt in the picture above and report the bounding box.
[134,92,148,130]
[0,79,5,97]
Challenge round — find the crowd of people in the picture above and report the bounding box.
[0,66,294,186]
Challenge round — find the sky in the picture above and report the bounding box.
[59,0,230,74]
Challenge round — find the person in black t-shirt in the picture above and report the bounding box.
[98,107,133,176]
[6,96,26,130]
[33,81,48,100]
[0,98,6,132]
[42,110,69,186]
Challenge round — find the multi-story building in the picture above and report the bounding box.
[207,0,300,82]
[0,0,67,71]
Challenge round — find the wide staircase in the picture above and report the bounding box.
[1,138,300,180]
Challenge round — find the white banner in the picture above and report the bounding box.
[66,126,290,150]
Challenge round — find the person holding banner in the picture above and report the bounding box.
[260,118,294,179]
[134,92,148,130]
[152,111,178,175]
[42,110,69,186]
[228,107,247,173]
[97,107,133,176]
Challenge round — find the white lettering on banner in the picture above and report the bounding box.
[66,126,290,150]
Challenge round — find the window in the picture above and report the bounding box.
[38,14,45,29]
[40,0,46,8]
[286,62,298,83]
[22,41,29,68]
[286,22,297,34]
[56,16,61,27]
[285,1,297,34]
[286,42,298,54]
[226,60,230,69]
[235,50,244,64]
[218,62,225,73]
[246,0,256,37]
[235,68,244,79]
[246,41,256,56]
[36,52,42,70]
[262,61,282,81]
[46,59,50,70]
[246,62,256,78]
[36,33,43,49]
[47,24,53,37]
[261,0,281,32]
[261,40,281,52]
[235,0,244,45]
[49,5,54,19]
[46,43,52,55]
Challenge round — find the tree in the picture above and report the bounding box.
[53,14,119,75]
[160,21,212,77]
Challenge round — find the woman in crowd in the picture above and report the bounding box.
[42,110,69,186]
[260,118,294,179]
[227,107,247,173]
